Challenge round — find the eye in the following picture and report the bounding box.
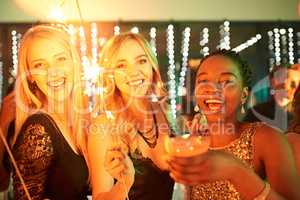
[57,56,67,62]
[33,63,45,69]
[138,58,147,65]
[197,79,208,84]
[219,80,235,88]
[116,63,126,69]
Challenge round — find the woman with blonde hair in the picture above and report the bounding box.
[88,32,173,200]
[12,24,90,199]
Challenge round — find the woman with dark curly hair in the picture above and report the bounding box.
[167,50,300,200]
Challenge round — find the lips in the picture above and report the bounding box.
[204,99,224,111]
[47,78,65,88]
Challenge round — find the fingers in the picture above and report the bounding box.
[169,153,207,165]
[169,172,207,186]
[105,149,125,164]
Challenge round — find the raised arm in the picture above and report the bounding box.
[88,116,134,200]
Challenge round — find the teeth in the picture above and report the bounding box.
[48,78,65,87]
[205,99,223,104]
[128,80,143,86]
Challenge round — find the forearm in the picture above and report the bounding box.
[230,165,285,200]
[94,182,131,200]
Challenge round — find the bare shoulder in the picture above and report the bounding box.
[253,123,289,156]
[254,123,285,144]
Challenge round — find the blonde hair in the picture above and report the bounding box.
[99,32,166,100]
[14,25,89,159]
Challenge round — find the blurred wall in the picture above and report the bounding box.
[0,0,299,22]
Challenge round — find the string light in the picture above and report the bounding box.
[232,34,262,53]
[218,21,230,50]
[288,28,294,65]
[200,27,209,56]
[178,27,191,96]
[91,22,98,66]
[274,28,281,66]
[114,25,120,35]
[280,28,288,64]
[11,30,18,78]
[149,27,157,57]
[166,24,177,119]
[268,31,275,71]
[131,26,139,34]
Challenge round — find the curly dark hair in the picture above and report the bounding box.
[196,49,252,88]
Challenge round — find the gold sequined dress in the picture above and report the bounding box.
[190,123,261,200]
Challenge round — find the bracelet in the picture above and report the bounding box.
[253,182,271,200]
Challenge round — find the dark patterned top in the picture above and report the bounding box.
[12,113,89,200]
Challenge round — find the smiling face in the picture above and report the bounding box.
[195,55,246,123]
[27,37,74,103]
[113,39,153,98]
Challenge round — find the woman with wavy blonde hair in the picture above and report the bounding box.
[12,24,90,199]
[88,33,173,200]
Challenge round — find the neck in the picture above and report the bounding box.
[45,99,69,122]
[122,94,155,131]
[208,118,242,148]
[123,94,153,118]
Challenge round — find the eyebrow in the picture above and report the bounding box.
[116,54,147,63]
[220,72,238,78]
[196,72,208,78]
[53,52,67,57]
[135,54,147,60]
[31,52,66,64]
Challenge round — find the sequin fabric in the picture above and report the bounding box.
[190,123,261,200]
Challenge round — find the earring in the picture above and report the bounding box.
[241,103,246,114]
[270,89,275,95]
[194,105,200,112]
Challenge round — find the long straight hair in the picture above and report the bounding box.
[14,25,89,160]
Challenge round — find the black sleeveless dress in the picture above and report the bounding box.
[127,101,174,200]
[128,155,174,200]
[12,113,89,200]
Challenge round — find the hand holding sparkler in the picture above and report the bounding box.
[104,133,135,200]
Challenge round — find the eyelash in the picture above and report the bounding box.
[197,79,208,84]
[57,56,67,62]
[34,63,44,68]
[138,58,147,64]
[116,63,125,68]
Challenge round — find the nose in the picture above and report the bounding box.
[203,82,222,95]
[126,64,140,76]
[48,66,64,78]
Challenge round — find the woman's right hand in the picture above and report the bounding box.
[104,147,135,189]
